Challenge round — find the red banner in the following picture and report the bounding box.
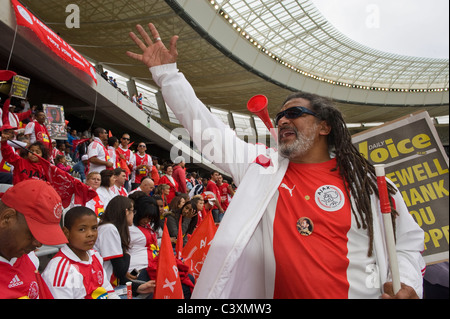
[182,212,217,280]
[154,223,184,299]
[11,0,97,84]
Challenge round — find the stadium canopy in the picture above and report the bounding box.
[9,0,450,124]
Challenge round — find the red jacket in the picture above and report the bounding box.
[172,165,187,194]
[159,174,178,204]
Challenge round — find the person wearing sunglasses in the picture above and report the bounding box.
[117,133,135,191]
[126,23,425,300]
[132,142,153,190]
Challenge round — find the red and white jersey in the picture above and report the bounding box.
[24,121,51,149]
[94,223,123,286]
[128,225,158,273]
[107,146,117,169]
[114,184,128,197]
[0,252,42,299]
[87,137,112,173]
[117,145,135,179]
[41,245,117,299]
[133,153,152,184]
[273,158,377,298]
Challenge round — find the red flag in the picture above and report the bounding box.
[175,216,183,260]
[154,223,184,299]
[71,138,89,152]
[38,155,97,208]
[35,270,54,299]
[181,211,217,280]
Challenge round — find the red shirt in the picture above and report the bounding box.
[116,146,133,179]
[206,180,221,210]
[134,153,152,184]
[159,175,178,204]
[0,253,42,299]
[273,158,352,299]
[216,182,230,211]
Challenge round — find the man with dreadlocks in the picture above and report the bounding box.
[127,23,425,299]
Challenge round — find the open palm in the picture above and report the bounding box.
[126,23,178,68]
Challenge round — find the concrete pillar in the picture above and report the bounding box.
[155,90,170,122]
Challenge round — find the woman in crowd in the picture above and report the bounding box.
[158,165,178,204]
[166,200,198,246]
[127,191,160,282]
[96,169,117,208]
[94,195,135,287]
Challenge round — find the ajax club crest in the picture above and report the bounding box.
[315,185,345,212]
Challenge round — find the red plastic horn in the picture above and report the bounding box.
[247,94,277,140]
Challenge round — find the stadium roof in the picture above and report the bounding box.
[11,0,450,123]
[216,0,448,90]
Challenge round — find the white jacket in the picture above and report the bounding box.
[150,63,425,299]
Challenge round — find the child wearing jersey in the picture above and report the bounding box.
[42,206,119,299]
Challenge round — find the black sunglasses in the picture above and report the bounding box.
[275,106,319,125]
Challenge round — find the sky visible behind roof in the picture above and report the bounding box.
[310,0,449,59]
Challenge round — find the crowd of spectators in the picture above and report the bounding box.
[0,91,236,298]
[100,70,144,110]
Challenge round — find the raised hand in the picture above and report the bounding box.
[126,23,179,68]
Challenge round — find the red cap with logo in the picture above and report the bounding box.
[0,179,68,245]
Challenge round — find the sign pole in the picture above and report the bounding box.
[374,164,401,294]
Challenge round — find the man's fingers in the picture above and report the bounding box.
[136,24,154,47]
[169,35,179,58]
[129,30,147,52]
[126,51,142,62]
[148,23,161,41]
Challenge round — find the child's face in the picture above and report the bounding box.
[64,214,98,261]
[28,145,42,163]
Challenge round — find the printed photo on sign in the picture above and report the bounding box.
[43,104,67,140]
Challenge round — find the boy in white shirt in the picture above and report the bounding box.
[42,206,119,299]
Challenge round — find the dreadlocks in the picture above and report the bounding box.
[282,92,398,257]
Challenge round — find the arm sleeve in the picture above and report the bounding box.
[150,63,271,186]
[95,224,123,260]
[1,140,21,166]
[110,253,131,285]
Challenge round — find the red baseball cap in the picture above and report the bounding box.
[0,180,68,245]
